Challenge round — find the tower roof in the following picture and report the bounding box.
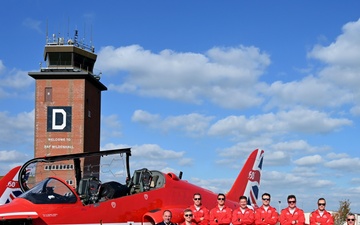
[29,30,107,91]
[41,30,99,75]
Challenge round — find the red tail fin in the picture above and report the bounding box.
[0,166,23,205]
[226,149,264,207]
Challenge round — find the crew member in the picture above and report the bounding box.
[279,195,305,225]
[255,193,278,225]
[190,193,209,225]
[209,193,232,225]
[180,208,197,225]
[310,198,334,225]
[232,196,255,225]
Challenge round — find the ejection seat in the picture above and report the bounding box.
[128,168,152,194]
[77,177,101,205]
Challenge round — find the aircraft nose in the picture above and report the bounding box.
[0,198,39,220]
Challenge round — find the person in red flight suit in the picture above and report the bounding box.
[255,193,278,225]
[189,193,210,225]
[279,195,305,225]
[232,196,255,225]
[209,193,232,225]
[180,208,198,225]
[309,198,334,225]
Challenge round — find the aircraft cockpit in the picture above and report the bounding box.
[18,167,167,206]
[77,168,166,203]
[76,168,166,204]
[19,177,77,204]
[18,168,166,206]
[128,168,165,194]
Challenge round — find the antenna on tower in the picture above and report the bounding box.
[90,24,95,52]
[67,17,70,41]
[82,22,86,49]
[46,19,49,44]
[74,29,78,46]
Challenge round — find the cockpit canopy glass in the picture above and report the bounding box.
[19,177,77,204]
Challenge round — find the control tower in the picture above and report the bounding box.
[28,30,107,185]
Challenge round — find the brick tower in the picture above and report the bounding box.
[28,31,107,185]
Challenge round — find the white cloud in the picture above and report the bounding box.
[324,157,360,172]
[0,69,33,89]
[218,140,270,158]
[190,177,234,194]
[271,140,330,153]
[97,45,270,109]
[0,150,30,162]
[308,19,360,67]
[264,19,360,112]
[208,108,352,139]
[310,179,334,188]
[100,143,188,174]
[132,110,213,136]
[0,110,34,146]
[266,76,353,109]
[132,110,160,124]
[264,151,291,166]
[326,152,349,159]
[131,144,184,160]
[278,109,352,133]
[294,154,323,166]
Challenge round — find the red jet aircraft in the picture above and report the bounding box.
[0,148,264,225]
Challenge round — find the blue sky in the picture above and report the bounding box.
[1,1,360,213]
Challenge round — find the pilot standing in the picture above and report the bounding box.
[209,193,232,225]
[255,193,278,225]
[279,195,305,225]
[309,198,334,225]
[156,210,177,225]
[232,196,255,225]
[189,193,209,225]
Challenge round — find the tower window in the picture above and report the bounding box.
[45,87,52,102]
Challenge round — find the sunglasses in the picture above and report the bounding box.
[288,201,296,204]
[218,198,225,200]
[262,198,270,201]
[185,214,193,217]
[318,203,326,206]
[194,198,201,200]
[347,219,355,221]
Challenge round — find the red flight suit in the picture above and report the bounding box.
[279,207,305,225]
[309,210,334,225]
[180,222,198,225]
[189,205,210,225]
[232,207,255,225]
[209,206,232,225]
[255,205,278,225]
